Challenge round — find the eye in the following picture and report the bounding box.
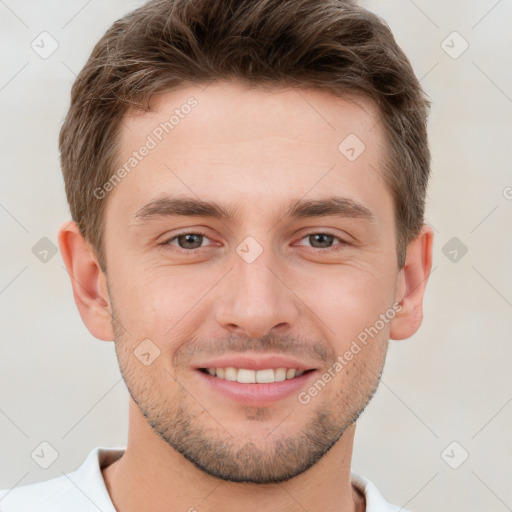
[296,232,348,251]
[162,231,211,251]
[160,230,350,254]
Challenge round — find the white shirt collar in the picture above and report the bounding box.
[0,446,409,512]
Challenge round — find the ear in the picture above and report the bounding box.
[58,220,114,341]
[389,224,434,340]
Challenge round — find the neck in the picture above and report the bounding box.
[102,399,365,512]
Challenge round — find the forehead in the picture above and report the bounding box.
[122,81,382,150]
[107,81,389,224]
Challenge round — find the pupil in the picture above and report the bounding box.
[177,234,333,250]
[180,234,202,249]
[311,234,332,248]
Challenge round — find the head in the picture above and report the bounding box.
[58,0,433,484]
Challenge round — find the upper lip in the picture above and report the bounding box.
[194,354,317,372]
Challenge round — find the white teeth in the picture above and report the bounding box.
[274,367,287,381]
[237,369,256,383]
[224,367,237,381]
[256,369,274,383]
[204,366,307,383]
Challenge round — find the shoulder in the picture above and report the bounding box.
[351,470,411,512]
[0,446,124,512]
[0,473,79,511]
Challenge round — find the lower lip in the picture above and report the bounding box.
[194,369,318,407]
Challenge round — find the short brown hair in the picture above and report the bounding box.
[59,0,431,271]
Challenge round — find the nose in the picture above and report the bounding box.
[213,244,300,339]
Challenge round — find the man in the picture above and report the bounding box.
[0,0,433,510]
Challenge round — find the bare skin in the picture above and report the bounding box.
[59,81,433,512]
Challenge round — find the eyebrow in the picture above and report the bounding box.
[133,195,376,224]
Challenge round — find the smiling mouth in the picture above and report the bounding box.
[198,367,315,383]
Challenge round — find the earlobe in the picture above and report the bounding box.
[389,224,434,340]
[58,220,114,341]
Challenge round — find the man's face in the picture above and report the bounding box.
[103,81,402,483]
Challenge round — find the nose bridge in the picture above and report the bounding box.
[214,235,299,337]
[236,247,280,303]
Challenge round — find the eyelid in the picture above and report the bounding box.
[161,229,351,253]
[290,223,355,243]
[161,229,213,248]
[294,232,348,248]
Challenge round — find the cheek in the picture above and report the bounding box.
[296,263,397,344]
[109,265,215,339]
[109,245,397,348]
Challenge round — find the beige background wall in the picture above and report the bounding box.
[0,1,511,511]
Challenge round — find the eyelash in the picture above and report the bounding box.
[160,230,350,254]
